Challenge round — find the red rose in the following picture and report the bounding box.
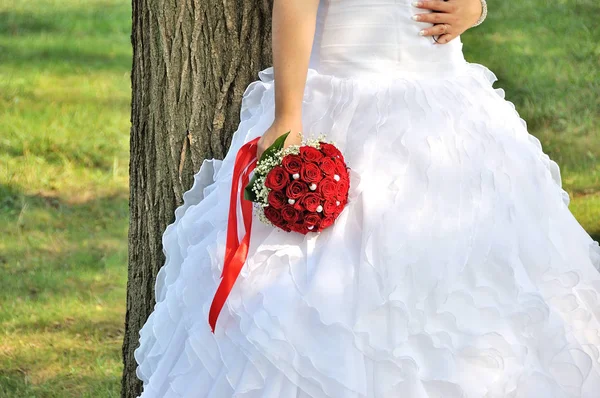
[323,200,339,216]
[300,146,323,162]
[292,199,305,211]
[320,216,335,229]
[334,157,347,177]
[340,170,350,183]
[300,193,321,212]
[267,190,286,209]
[264,206,284,225]
[338,172,350,187]
[319,142,343,160]
[290,222,310,235]
[279,222,292,232]
[304,213,321,228]
[281,205,299,224]
[336,179,349,200]
[301,162,323,184]
[319,157,337,175]
[282,154,303,175]
[265,166,290,191]
[286,180,308,200]
[318,177,337,200]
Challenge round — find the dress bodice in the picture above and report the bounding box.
[309,0,467,79]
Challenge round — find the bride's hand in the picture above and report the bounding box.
[412,0,483,44]
[256,118,304,160]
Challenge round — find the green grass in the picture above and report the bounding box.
[0,0,598,397]
[0,0,130,396]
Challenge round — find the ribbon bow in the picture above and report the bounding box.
[208,137,260,333]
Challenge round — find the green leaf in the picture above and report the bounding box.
[244,172,260,202]
[259,131,290,163]
[243,131,291,203]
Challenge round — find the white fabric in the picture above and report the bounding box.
[135,0,600,397]
[312,0,467,79]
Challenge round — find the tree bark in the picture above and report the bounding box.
[122,0,272,396]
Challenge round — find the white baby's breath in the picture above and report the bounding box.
[255,203,274,226]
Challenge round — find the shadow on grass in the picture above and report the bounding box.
[0,182,129,301]
[0,3,130,36]
[0,370,121,398]
[0,43,131,74]
[0,3,131,74]
[572,2,600,20]
[1,136,129,173]
[8,314,125,340]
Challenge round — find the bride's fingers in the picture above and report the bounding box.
[419,23,452,37]
[412,0,455,13]
[433,33,456,45]
[412,10,456,25]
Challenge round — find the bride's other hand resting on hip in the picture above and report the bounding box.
[412,0,484,44]
[256,0,319,160]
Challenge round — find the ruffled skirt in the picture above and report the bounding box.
[134,63,600,398]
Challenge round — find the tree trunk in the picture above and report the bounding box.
[121,1,272,396]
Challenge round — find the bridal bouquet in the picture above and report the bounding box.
[244,132,350,234]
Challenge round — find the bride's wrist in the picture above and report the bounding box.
[274,110,302,124]
[272,115,303,132]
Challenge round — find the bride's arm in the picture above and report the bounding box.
[257,0,320,159]
[272,0,320,124]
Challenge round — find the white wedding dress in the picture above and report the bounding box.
[134,1,600,397]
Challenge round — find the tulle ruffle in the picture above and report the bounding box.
[135,63,600,397]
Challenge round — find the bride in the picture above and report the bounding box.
[134,0,600,397]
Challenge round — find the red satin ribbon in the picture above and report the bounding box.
[208,137,260,333]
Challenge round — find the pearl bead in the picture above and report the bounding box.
[334,174,340,182]
[316,205,323,213]
[288,199,295,205]
[309,183,317,191]
[308,225,314,230]
[336,201,340,206]
[292,173,300,180]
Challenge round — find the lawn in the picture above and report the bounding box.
[0,0,130,396]
[0,0,598,397]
